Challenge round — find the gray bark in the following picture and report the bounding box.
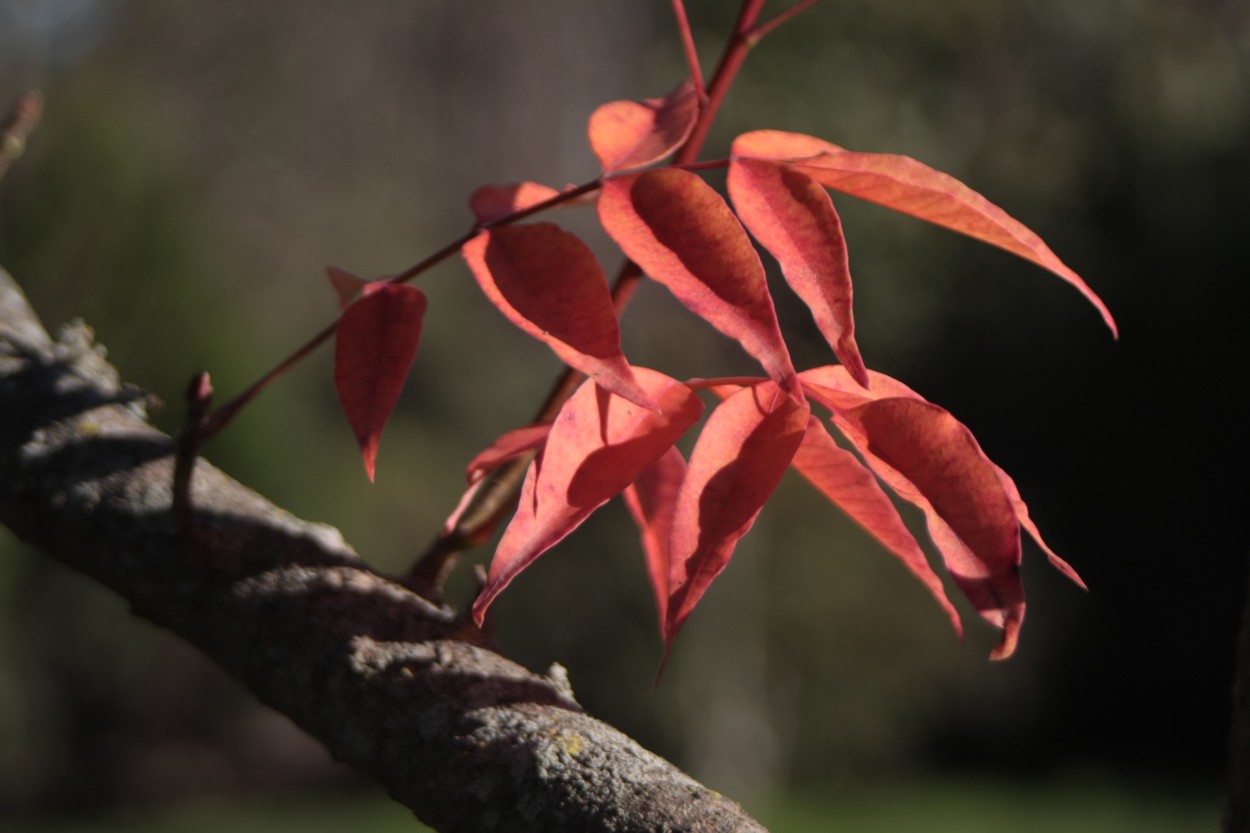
[0,265,767,833]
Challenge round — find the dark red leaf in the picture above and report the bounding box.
[664,381,808,654]
[473,369,703,625]
[598,168,801,399]
[728,157,869,388]
[469,182,561,226]
[622,446,687,632]
[588,80,699,173]
[462,223,658,411]
[333,280,427,481]
[790,416,962,636]
[465,422,553,484]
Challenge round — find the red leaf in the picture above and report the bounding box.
[795,151,1118,337]
[732,129,844,159]
[728,157,869,388]
[469,182,561,226]
[333,281,428,481]
[993,463,1087,590]
[732,129,1117,337]
[664,381,808,653]
[588,80,699,173]
[462,224,658,411]
[473,369,703,625]
[839,398,1025,659]
[465,422,553,484]
[598,168,801,399]
[622,446,687,632]
[790,416,962,637]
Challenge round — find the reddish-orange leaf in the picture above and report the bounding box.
[465,422,553,484]
[728,157,869,388]
[598,168,801,399]
[462,223,658,411]
[799,364,1083,587]
[588,80,699,173]
[790,416,962,637]
[731,129,844,160]
[664,382,809,653]
[993,463,1087,590]
[469,182,561,226]
[838,397,1024,659]
[333,281,427,481]
[622,446,687,632]
[473,369,703,625]
[794,150,1118,337]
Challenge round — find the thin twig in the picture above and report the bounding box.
[671,0,706,99]
[750,0,821,45]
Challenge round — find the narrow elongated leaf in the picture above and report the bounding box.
[469,182,561,225]
[732,129,1117,337]
[665,382,808,652]
[333,280,428,481]
[473,369,702,625]
[599,169,801,398]
[728,157,868,387]
[622,446,687,631]
[992,463,1086,589]
[799,365,1084,586]
[837,397,1025,659]
[588,80,699,173]
[462,223,658,411]
[795,151,1118,337]
[790,417,962,636]
[465,422,553,483]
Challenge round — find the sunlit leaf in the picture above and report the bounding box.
[598,168,801,399]
[465,422,553,484]
[473,369,702,625]
[790,416,962,636]
[588,80,699,173]
[469,182,561,225]
[462,223,658,410]
[664,381,808,654]
[728,157,868,387]
[733,129,1117,337]
[333,279,427,481]
[622,446,687,632]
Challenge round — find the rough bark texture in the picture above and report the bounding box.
[0,265,768,833]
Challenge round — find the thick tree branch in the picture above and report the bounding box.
[0,266,767,833]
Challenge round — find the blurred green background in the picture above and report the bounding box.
[1,0,1243,829]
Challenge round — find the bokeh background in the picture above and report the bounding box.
[1,1,1244,830]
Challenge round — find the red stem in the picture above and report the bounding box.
[670,0,705,99]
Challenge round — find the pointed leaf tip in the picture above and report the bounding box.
[598,168,801,400]
[664,382,808,652]
[334,282,427,481]
[728,157,870,388]
[474,369,703,623]
[589,80,699,173]
[462,224,659,411]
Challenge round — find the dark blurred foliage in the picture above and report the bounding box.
[0,0,1245,819]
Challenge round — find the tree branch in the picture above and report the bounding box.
[0,265,768,833]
